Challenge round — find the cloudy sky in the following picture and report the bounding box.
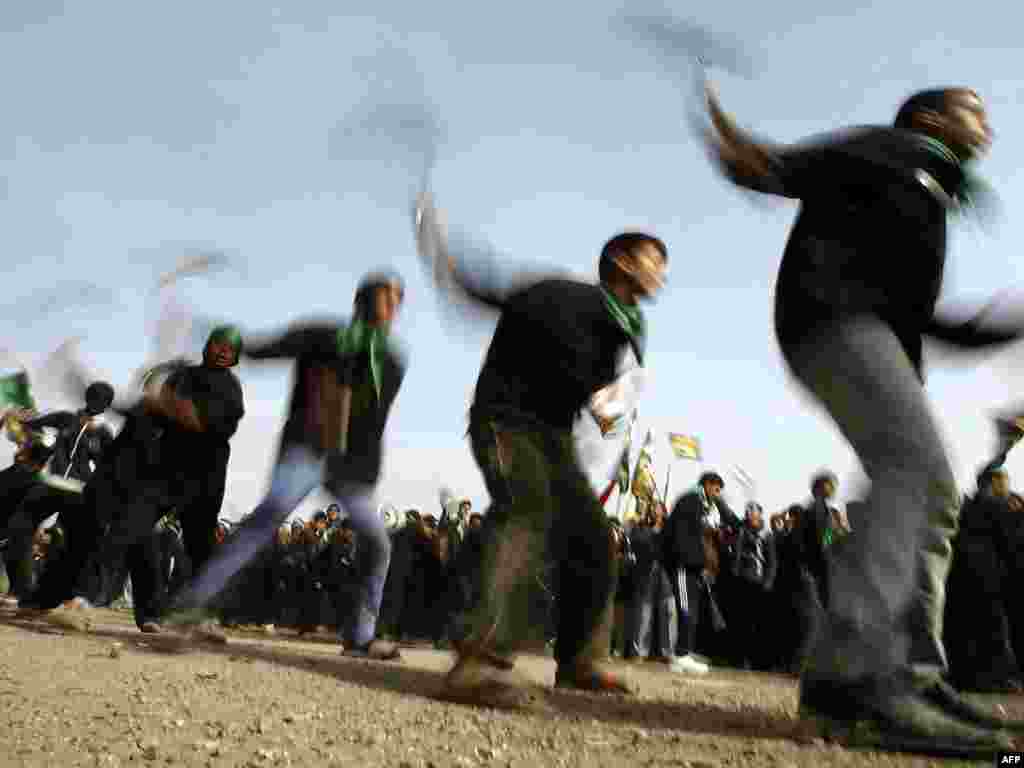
[4,0,1024,520]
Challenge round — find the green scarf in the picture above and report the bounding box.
[335,320,388,399]
[917,135,993,213]
[601,288,646,363]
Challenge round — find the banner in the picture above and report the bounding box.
[668,432,700,460]
[0,369,34,413]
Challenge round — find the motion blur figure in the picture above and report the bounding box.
[168,272,405,661]
[417,193,666,704]
[699,82,1023,755]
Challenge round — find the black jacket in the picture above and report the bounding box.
[452,262,641,430]
[730,126,1021,376]
[160,364,244,500]
[244,321,405,485]
[25,410,114,482]
[663,490,740,571]
[732,524,778,590]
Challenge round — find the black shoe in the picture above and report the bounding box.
[920,679,1024,732]
[798,675,1015,758]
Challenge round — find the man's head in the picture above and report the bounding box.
[204,325,242,368]
[745,501,764,530]
[84,381,114,416]
[599,232,668,303]
[458,500,472,520]
[354,271,405,330]
[769,513,786,533]
[895,88,992,161]
[468,512,483,530]
[811,470,838,500]
[326,504,340,523]
[698,471,724,500]
[313,510,328,531]
[786,504,803,531]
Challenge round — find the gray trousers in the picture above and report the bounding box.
[623,561,676,659]
[785,317,960,682]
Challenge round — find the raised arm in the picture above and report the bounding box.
[414,192,552,313]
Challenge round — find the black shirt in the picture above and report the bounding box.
[463,277,637,430]
[244,321,405,485]
[160,365,244,495]
[730,126,1018,374]
[25,410,114,482]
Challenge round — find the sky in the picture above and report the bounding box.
[4,0,1024,522]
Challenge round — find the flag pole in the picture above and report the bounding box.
[663,462,672,504]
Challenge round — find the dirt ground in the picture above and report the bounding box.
[0,605,1018,768]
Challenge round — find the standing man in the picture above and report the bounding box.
[699,83,1019,754]
[662,470,739,675]
[3,382,115,601]
[167,272,405,660]
[415,193,667,704]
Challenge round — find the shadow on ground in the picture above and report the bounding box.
[0,609,807,745]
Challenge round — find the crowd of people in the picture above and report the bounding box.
[7,446,1024,701]
[0,77,1021,758]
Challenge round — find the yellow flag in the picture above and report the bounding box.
[668,433,700,461]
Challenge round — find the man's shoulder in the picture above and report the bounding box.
[512,277,601,305]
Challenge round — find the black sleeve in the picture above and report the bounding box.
[726,142,833,199]
[24,411,73,431]
[924,315,1024,350]
[448,238,553,313]
[244,326,328,361]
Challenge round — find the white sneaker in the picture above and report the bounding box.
[670,654,709,675]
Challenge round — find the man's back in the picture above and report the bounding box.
[473,278,632,429]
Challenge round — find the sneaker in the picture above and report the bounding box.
[799,675,1015,758]
[341,639,402,661]
[139,622,162,634]
[261,624,276,636]
[670,654,710,675]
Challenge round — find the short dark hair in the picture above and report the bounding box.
[894,88,964,130]
[699,471,724,488]
[354,270,405,322]
[811,470,838,495]
[598,232,667,283]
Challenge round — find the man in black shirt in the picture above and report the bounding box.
[167,273,405,660]
[416,193,666,703]
[3,382,115,599]
[22,328,245,635]
[700,84,1019,754]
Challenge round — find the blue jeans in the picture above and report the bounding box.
[179,444,391,648]
[785,317,960,682]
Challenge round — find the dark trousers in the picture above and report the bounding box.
[465,417,617,667]
[673,566,704,656]
[730,580,770,669]
[4,485,75,597]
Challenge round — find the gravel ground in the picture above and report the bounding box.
[0,605,1018,768]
